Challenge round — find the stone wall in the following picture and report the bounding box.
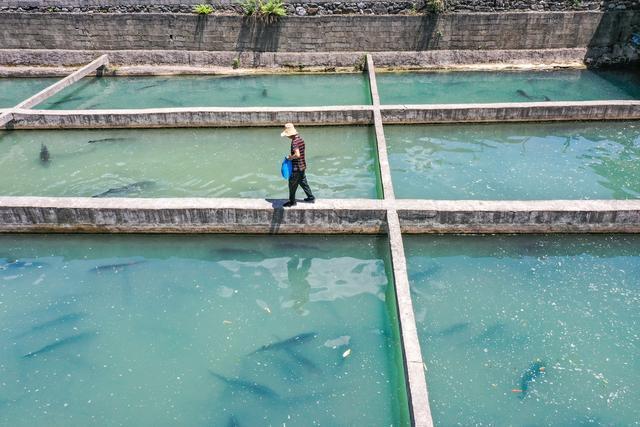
[0,12,637,52]
[0,0,637,14]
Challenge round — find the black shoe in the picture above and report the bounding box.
[283,201,297,207]
[304,197,315,203]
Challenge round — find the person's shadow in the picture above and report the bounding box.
[265,198,285,233]
[287,255,312,316]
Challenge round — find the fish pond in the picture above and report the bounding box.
[0,77,57,108]
[0,234,408,426]
[377,68,640,104]
[36,73,372,109]
[405,234,640,426]
[387,121,640,200]
[0,126,380,199]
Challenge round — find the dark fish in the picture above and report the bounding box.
[48,96,86,106]
[408,265,441,282]
[1,260,47,271]
[22,331,96,359]
[89,260,145,273]
[516,89,533,100]
[87,137,130,144]
[92,181,155,198]
[543,95,551,101]
[138,84,160,90]
[283,347,321,374]
[227,415,241,427]
[261,88,268,97]
[209,371,279,400]
[13,312,86,339]
[516,360,546,399]
[250,332,318,354]
[473,322,507,344]
[39,144,50,163]
[434,321,471,337]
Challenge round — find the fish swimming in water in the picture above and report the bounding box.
[227,415,241,427]
[261,88,268,97]
[92,181,155,198]
[1,259,47,271]
[39,144,50,163]
[209,371,280,400]
[408,265,441,283]
[543,95,551,101]
[48,96,87,106]
[89,260,145,274]
[281,345,321,374]
[434,321,471,337]
[87,137,131,144]
[250,332,318,354]
[22,331,96,359]
[515,360,546,399]
[516,89,533,100]
[12,312,87,339]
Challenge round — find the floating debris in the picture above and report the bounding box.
[342,348,352,358]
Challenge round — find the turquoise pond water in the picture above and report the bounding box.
[0,126,379,199]
[377,69,640,104]
[405,234,640,426]
[387,121,640,200]
[36,74,372,109]
[0,78,57,108]
[0,234,408,426]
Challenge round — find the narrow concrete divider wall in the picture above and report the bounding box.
[14,54,109,110]
[10,106,374,129]
[367,54,434,427]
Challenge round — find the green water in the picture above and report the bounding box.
[0,126,378,199]
[378,69,640,104]
[0,78,57,108]
[37,74,372,109]
[387,121,640,200]
[0,234,408,426]
[405,234,640,426]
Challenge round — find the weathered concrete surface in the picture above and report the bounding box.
[397,200,640,233]
[0,111,12,126]
[387,210,434,427]
[13,55,109,110]
[0,48,589,73]
[0,197,386,233]
[381,101,640,124]
[0,12,635,52]
[9,106,374,129]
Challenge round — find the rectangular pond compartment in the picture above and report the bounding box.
[0,125,380,199]
[405,234,640,426]
[36,73,372,109]
[387,121,640,200]
[377,69,640,104]
[0,77,58,108]
[0,234,409,426]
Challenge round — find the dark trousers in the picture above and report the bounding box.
[288,170,314,202]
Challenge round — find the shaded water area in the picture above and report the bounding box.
[0,78,57,108]
[387,121,640,200]
[37,74,372,109]
[0,234,408,426]
[378,69,640,104]
[405,234,640,426]
[0,126,379,198]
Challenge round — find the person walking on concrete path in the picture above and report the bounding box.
[281,123,315,207]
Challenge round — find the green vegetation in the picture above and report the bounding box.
[232,58,240,69]
[571,0,582,7]
[426,0,445,13]
[192,3,214,14]
[242,0,286,21]
[354,54,367,72]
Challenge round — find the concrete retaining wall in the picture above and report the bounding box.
[397,200,640,233]
[0,12,636,52]
[2,197,640,234]
[0,197,387,233]
[9,107,373,129]
[381,101,640,124]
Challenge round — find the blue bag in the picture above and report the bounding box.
[281,157,293,179]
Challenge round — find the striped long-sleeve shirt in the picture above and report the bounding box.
[291,135,307,172]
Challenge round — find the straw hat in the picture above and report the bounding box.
[281,123,298,137]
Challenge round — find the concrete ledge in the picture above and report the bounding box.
[397,200,640,233]
[381,101,640,123]
[0,197,386,233]
[0,49,589,74]
[9,106,374,129]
